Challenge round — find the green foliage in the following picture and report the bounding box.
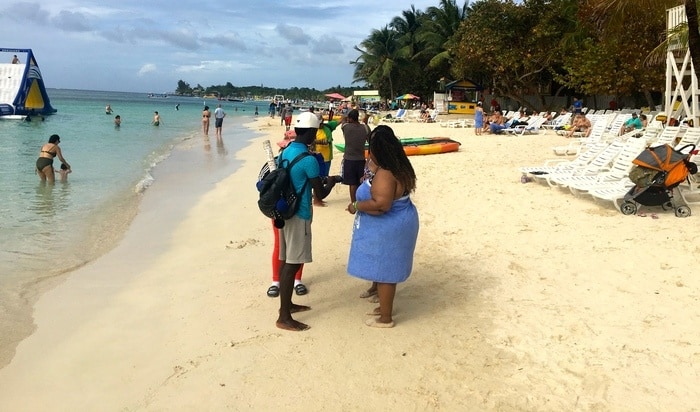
[176,0,679,109]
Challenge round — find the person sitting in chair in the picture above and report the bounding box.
[620,112,643,135]
[566,113,591,138]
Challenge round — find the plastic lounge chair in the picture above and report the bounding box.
[545,139,628,188]
[520,141,610,183]
[560,138,648,195]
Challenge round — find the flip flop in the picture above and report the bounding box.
[651,213,659,219]
[637,212,647,217]
[294,284,308,296]
[266,285,279,298]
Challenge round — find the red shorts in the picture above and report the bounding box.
[284,116,292,126]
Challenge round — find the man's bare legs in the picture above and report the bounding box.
[276,262,311,331]
[349,184,358,203]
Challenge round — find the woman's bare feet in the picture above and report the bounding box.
[359,287,378,298]
[365,318,394,328]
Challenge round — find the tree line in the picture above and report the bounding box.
[174,80,360,102]
[175,0,695,111]
[352,0,688,111]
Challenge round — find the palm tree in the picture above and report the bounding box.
[351,26,407,99]
[390,5,425,57]
[418,0,470,72]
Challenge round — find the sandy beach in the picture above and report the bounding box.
[0,116,698,411]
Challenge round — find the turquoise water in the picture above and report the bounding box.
[0,89,264,359]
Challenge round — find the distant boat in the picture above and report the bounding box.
[0,48,57,119]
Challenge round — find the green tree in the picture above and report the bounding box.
[450,0,574,110]
[418,0,469,74]
[175,80,193,96]
[351,26,407,100]
[555,0,675,108]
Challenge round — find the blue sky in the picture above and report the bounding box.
[1,1,441,93]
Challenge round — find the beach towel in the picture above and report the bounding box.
[347,179,419,283]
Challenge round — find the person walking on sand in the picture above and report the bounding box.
[341,109,371,203]
[214,104,226,137]
[36,134,71,183]
[282,103,293,131]
[202,105,211,135]
[152,111,161,126]
[275,111,337,332]
[346,125,419,328]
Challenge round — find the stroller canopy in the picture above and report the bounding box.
[632,144,687,172]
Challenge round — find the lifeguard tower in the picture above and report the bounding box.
[665,5,699,125]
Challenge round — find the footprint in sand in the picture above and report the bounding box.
[225,238,261,249]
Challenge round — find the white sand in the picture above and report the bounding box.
[0,118,698,410]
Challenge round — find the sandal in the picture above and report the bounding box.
[294,284,308,296]
[266,285,279,298]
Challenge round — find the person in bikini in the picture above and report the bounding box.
[36,134,71,183]
[202,105,211,135]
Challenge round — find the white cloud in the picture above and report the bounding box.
[137,63,157,76]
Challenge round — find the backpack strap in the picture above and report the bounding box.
[285,152,311,195]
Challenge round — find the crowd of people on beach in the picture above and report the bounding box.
[34,98,420,332]
[261,101,419,331]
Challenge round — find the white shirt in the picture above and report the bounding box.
[214,107,225,119]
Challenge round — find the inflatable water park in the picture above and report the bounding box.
[0,48,56,119]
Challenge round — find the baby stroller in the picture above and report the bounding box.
[621,144,698,217]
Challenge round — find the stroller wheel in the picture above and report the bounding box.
[620,201,637,215]
[675,205,691,218]
[662,201,673,211]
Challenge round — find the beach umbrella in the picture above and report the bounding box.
[325,92,346,100]
[396,93,419,100]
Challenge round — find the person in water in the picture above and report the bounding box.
[152,111,160,126]
[55,163,71,181]
[36,134,71,183]
[114,115,121,128]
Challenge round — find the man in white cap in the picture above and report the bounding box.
[275,111,337,332]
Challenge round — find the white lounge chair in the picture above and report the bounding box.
[545,139,628,188]
[520,141,610,183]
[561,138,648,195]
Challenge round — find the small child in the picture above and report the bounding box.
[56,163,71,181]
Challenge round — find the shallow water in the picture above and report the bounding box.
[0,89,265,365]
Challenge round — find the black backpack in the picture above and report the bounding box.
[256,152,310,227]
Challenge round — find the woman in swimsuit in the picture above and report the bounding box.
[202,105,211,135]
[36,134,71,183]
